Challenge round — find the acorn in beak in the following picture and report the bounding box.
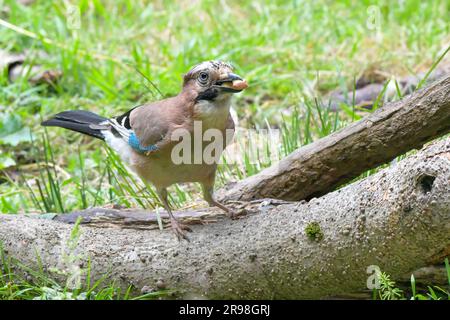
[215,73,248,92]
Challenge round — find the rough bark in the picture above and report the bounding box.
[1,138,449,299]
[218,74,450,202]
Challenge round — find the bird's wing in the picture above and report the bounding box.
[107,101,173,154]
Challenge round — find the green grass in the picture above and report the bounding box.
[0,0,449,299]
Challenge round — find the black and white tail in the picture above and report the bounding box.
[41,110,108,140]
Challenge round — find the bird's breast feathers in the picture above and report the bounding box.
[193,99,231,129]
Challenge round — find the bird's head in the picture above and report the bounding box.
[182,60,248,102]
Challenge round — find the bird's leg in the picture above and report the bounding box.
[157,188,190,241]
[201,183,236,219]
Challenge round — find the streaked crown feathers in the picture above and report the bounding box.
[183,60,234,84]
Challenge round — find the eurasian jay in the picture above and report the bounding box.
[41,60,248,240]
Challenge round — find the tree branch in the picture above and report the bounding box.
[1,138,448,299]
[218,74,450,202]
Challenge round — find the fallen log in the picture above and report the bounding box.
[218,74,450,202]
[1,138,448,299]
[327,63,450,110]
[0,49,62,85]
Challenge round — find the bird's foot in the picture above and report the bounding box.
[225,209,238,220]
[211,200,239,220]
[170,218,191,242]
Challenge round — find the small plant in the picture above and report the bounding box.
[305,222,323,241]
[377,272,403,300]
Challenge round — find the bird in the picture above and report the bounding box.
[41,60,248,241]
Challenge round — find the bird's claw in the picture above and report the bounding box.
[226,210,238,220]
[209,200,240,220]
[170,218,191,242]
[225,207,249,220]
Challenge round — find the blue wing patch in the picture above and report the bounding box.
[128,132,159,153]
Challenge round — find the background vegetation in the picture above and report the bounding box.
[0,0,449,299]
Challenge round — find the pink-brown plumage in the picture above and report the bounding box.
[42,60,247,241]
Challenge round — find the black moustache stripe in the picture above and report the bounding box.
[196,88,219,101]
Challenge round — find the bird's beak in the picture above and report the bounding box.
[214,73,248,93]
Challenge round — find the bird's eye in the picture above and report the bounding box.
[198,72,209,85]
